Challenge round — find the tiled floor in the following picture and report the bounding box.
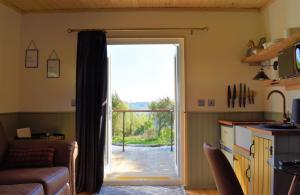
[105,145,176,179]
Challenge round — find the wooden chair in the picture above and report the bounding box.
[203,143,244,195]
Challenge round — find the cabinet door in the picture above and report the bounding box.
[251,136,272,195]
[234,153,250,195]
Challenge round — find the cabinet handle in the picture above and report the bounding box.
[246,166,251,182]
[265,146,273,156]
[249,140,255,157]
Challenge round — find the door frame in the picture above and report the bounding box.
[104,38,186,186]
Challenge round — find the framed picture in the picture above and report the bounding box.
[47,59,60,78]
[25,49,39,68]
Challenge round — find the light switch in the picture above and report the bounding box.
[208,99,215,107]
[198,99,205,107]
[71,99,76,107]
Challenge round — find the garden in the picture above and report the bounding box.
[112,93,174,146]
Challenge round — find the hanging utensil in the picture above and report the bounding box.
[248,88,251,104]
[252,90,255,104]
[227,85,231,108]
[239,83,242,107]
[243,84,246,107]
[232,84,237,108]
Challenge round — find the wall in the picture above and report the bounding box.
[0,4,21,137]
[17,10,265,188]
[262,0,300,116]
[20,10,265,113]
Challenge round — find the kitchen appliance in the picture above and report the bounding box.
[292,98,300,124]
[278,43,300,78]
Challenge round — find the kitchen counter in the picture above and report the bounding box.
[218,120,275,126]
[247,125,300,135]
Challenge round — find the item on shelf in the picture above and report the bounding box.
[246,37,266,57]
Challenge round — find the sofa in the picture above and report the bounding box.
[0,123,78,195]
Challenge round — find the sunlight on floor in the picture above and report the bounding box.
[105,145,176,180]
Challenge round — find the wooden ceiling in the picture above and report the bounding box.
[0,0,272,13]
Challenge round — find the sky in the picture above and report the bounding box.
[108,44,176,102]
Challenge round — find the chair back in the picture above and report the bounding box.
[0,122,8,165]
[203,143,244,195]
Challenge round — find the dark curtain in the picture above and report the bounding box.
[75,31,108,193]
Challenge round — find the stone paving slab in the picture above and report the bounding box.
[105,145,177,179]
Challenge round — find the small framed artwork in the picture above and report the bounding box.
[25,49,39,68]
[47,59,60,78]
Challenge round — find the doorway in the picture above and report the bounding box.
[104,38,185,185]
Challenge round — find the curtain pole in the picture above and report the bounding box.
[67,27,208,35]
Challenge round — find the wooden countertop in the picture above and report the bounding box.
[218,120,275,126]
[247,125,300,136]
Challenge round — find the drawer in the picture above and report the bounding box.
[235,126,251,151]
[221,125,234,149]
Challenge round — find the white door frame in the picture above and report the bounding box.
[104,38,186,186]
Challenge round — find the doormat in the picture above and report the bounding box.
[115,176,171,181]
[99,186,186,195]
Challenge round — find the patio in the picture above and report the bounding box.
[105,145,177,180]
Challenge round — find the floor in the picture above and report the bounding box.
[105,145,176,180]
[78,188,218,195]
[185,189,218,195]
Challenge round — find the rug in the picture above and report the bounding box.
[99,186,186,195]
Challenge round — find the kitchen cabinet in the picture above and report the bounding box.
[234,153,250,195]
[219,121,300,195]
[251,136,272,195]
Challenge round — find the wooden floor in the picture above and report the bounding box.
[78,189,218,195]
[186,189,218,195]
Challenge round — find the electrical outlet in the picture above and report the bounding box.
[198,99,205,107]
[71,99,76,107]
[208,99,215,107]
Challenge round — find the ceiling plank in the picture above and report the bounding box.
[0,0,272,13]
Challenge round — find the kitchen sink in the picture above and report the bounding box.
[263,124,299,129]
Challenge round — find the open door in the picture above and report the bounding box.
[104,56,112,173]
[174,44,180,175]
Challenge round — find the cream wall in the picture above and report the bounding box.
[262,0,300,113]
[0,4,21,113]
[20,10,265,112]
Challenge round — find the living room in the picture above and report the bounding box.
[1,0,300,195]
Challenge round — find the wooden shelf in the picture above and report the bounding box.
[242,32,300,63]
[264,77,300,90]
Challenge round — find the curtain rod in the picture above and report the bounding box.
[67,27,208,35]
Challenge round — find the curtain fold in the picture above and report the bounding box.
[75,31,108,193]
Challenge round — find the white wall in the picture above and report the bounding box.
[0,4,21,113]
[262,0,300,113]
[19,10,265,112]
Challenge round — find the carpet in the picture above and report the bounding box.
[99,186,186,195]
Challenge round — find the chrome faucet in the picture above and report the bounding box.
[267,90,290,123]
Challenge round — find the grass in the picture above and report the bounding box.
[112,135,171,145]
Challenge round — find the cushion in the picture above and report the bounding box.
[4,147,55,168]
[0,167,69,195]
[0,183,44,195]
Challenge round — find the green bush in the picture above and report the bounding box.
[112,128,173,146]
